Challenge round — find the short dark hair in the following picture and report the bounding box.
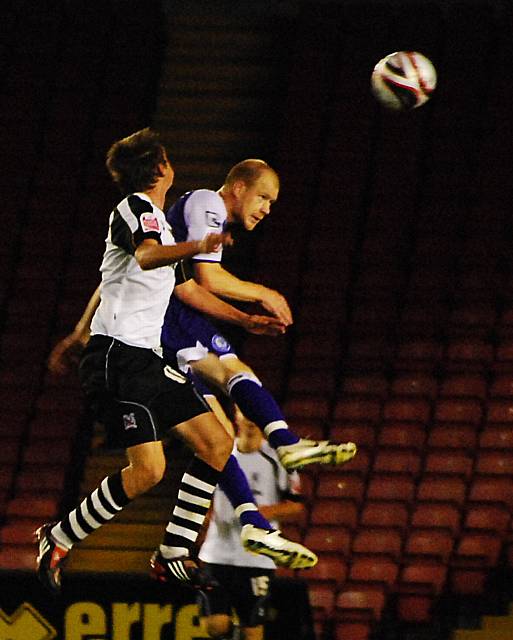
[224,158,279,189]
[105,128,167,195]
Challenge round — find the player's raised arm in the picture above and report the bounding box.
[194,261,293,326]
[135,232,232,270]
[174,278,286,336]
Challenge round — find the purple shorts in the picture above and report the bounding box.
[161,296,237,379]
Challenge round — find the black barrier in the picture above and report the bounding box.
[0,570,314,640]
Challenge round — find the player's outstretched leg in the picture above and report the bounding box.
[227,372,357,470]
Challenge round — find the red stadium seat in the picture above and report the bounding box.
[0,519,43,545]
[303,526,352,555]
[329,422,377,450]
[316,472,366,503]
[309,499,359,529]
[0,546,37,571]
[335,583,387,621]
[427,423,478,450]
[287,418,326,441]
[396,560,447,623]
[378,422,426,450]
[433,398,483,425]
[403,528,454,563]
[383,398,431,424]
[15,468,67,494]
[493,340,513,373]
[486,399,513,424]
[390,373,438,399]
[462,503,510,536]
[367,473,415,503]
[360,501,409,531]
[444,339,494,373]
[372,448,421,476]
[468,475,513,508]
[395,339,443,372]
[302,553,348,586]
[489,374,513,398]
[333,398,381,424]
[475,450,513,475]
[6,496,59,520]
[479,424,513,449]
[454,532,502,566]
[446,305,496,339]
[410,502,461,535]
[352,528,403,560]
[340,375,388,400]
[416,476,467,507]
[333,620,373,640]
[450,532,502,595]
[348,556,399,587]
[287,368,337,397]
[282,395,331,421]
[424,449,474,479]
[307,582,336,636]
[439,373,487,400]
[398,559,448,595]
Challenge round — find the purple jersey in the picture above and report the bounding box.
[166,189,227,262]
[162,190,237,380]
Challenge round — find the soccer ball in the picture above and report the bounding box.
[371,51,437,111]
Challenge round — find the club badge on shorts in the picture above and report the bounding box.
[123,412,138,430]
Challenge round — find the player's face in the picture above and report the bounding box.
[233,170,279,230]
[161,151,175,191]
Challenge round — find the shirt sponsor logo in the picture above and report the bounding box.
[205,211,222,228]
[211,334,231,353]
[141,213,160,233]
[123,412,138,430]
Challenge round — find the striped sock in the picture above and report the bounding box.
[160,457,220,559]
[50,471,130,550]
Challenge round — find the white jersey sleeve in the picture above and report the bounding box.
[183,189,227,262]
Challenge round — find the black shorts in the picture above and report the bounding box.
[197,563,274,628]
[79,335,211,448]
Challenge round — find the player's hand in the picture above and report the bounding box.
[258,287,293,326]
[244,314,287,336]
[198,232,233,254]
[47,333,87,375]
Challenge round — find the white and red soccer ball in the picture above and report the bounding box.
[371,51,437,111]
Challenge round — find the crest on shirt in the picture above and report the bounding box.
[141,213,160,233]
[123,412,138,430]
[205,210,222,228]
[211,334,231,353]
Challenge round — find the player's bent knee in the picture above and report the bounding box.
[176,413,233,470]
[196,426,233,469]
[131,460,166,492]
